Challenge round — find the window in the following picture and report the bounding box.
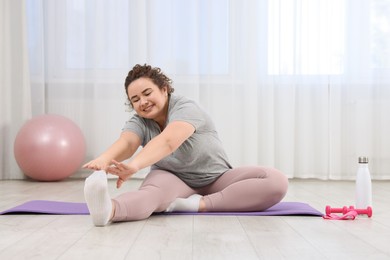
[267,0,345,75]
[57,0,229,75]
[370,0,390,69]
[66,0,130,69]
[26,0,390,78]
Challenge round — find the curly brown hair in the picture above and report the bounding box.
[124,64,174,106]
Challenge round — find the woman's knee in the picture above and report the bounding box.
[267,167,289,201]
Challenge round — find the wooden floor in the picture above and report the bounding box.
[0,178,389,260]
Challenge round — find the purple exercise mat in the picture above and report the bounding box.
[0,200,89,215]
[0,200,323,216]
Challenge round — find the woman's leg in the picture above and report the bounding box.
[111,169,195,222]
[199,166,288,212]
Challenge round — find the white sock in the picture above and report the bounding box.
[165,194,202,212]
[84,170,112,226]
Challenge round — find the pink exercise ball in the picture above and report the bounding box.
[14,114,86,181]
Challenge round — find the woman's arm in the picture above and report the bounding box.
[131,121,195,170]
[83,131,141,171]
[107,121,195,188]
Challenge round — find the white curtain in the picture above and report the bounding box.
[4,0,390,180]
[0,0,31,179]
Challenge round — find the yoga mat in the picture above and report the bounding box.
[0,200,323,216]
[0,200,89,215]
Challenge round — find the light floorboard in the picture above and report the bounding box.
[0,178,389,260]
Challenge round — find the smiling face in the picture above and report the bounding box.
[127,77,169,124]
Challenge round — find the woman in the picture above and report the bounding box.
[83,64,288,226]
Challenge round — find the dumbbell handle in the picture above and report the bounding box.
[348,206,373,217]
[325,205,349,215]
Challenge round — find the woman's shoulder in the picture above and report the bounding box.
[170,95,198,108]
[168,95,209,120]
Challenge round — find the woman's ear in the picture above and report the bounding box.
[162,86,168,96]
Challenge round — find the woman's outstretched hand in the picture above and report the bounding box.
[82,158,111,171]
[106,160,139,188]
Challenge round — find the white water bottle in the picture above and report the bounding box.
[355,156,372,208]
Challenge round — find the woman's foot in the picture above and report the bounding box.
[165,194,203,212]
[84,171,113,226]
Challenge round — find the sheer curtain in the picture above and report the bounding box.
[0,0,31,179]
[18,0,390,180]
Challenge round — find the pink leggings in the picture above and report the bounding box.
[111,166,288,222]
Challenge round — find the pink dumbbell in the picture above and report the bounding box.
[325,205,349,215]
[347,206,373,217]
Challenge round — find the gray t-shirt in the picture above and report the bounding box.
[122,95,232,188]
